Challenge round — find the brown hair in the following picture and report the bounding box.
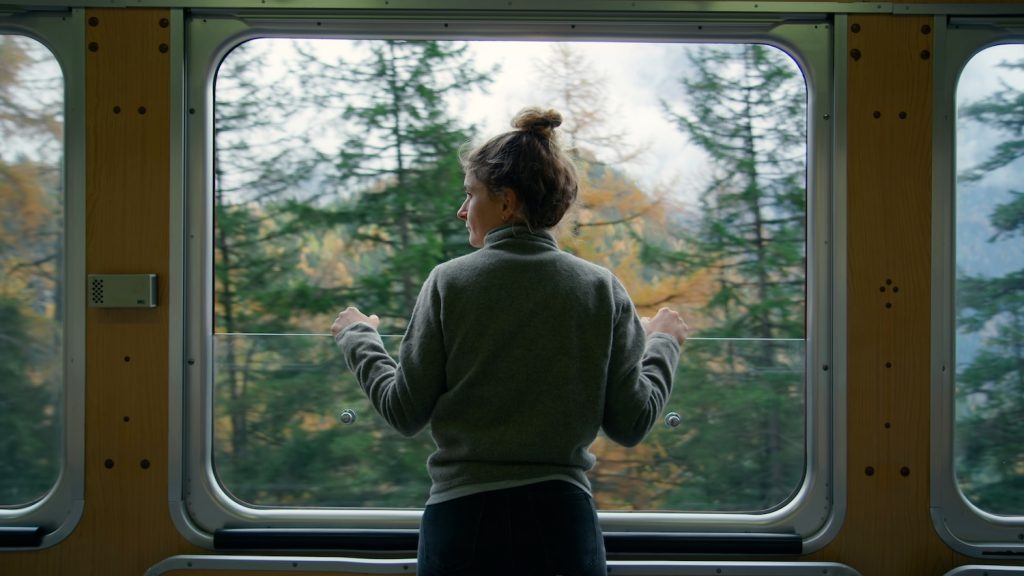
[460,107,578,230]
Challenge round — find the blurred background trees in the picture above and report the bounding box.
[205,39,810,512]
[0,34,63,506]
[954,54,1024,515]
[210,39,490,505]
[648,44,807,510]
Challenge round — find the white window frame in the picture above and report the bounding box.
[0,8,85,550]
[931,12,1024,559]
[170,4,846,554]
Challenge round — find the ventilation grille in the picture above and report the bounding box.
[90,277,105,306]
[86,274,158,308]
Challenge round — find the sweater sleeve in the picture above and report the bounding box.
[601,280,681,447]
[336,270,447,437]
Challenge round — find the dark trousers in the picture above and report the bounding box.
[416,480,607,576]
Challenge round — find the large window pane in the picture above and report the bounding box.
[212,38,807,512]
[0,34,64,507]
[955,43,1024,517]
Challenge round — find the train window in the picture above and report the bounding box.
[933,17,1024,557]
[176,10,840,550]
[954,43,1024,519]
[0,10,84,548]
[211,37,811,512]
[0,33,63,508]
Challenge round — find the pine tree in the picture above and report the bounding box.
[210,41,378,503]
[655,44,807,510]
[212,40,321,471]
[293,40,490,330]
[210,39,493,506]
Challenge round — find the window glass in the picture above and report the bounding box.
[955,43,1024,517]
[0,34,64,507]
[212,38,807,512]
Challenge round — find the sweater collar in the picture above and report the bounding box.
[483,224,559,249]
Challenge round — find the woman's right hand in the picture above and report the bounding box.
[331,306,380,338]
[641,307,689,346]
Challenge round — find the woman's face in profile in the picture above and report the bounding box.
[457,173,507,248]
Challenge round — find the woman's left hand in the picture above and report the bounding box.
[331,306,380,338]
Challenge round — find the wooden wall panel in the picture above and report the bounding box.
[814,13,952,575]
[75,7,197,574]
[0,8,197,575]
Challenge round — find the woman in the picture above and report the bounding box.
[332,107,688,576]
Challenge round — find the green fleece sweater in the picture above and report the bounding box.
[336,225,680,504]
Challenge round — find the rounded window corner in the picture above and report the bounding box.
[169,495,216,550]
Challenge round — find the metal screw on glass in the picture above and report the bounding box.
[338,409,358,425]
[665,412,681,428]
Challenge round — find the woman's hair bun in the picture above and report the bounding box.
[511,107,562,138]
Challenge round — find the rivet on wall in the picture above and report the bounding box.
[900,466,911,477]
[159,18,169,28]
[113,105,121,114]
[123,416,130,423]
[104,459,115,469]
[851,22,861,33]
[920,50,931,60]
[159,43,169,54]
[873,110,881,119]
[140,459,151,470]
[921,24,931,35]
[850,48,862,62]
[123,356,131,363]
[88,42,99,52]
[88,16,99,27]
[899,111,907,120]
[138,106,147,115]
[865,466,876,476]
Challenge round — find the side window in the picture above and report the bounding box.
[0,33,64,509]
[954,44,1024,518]
[179,13,836,549]
[0,10,84,549]
[933,18,1024,557]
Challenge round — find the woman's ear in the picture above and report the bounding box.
[501,188,520,221]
